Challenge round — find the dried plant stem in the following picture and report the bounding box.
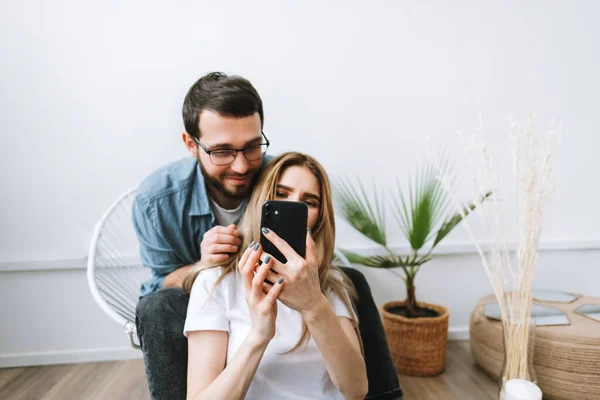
[438,114,558,384]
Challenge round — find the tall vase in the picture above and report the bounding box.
[498,323,539,400]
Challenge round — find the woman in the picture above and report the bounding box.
[182,152,368,400]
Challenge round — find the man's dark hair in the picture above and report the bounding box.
[182,72,264,138]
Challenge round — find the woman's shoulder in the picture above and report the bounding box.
[193,265,223,282]
[190,266,239,294]
[327,267,348,285]
[324,267,352,299]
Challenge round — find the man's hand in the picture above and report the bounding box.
[163,225,241,289]
[200,224,241,265]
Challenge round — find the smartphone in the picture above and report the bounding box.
[260,200,308,263]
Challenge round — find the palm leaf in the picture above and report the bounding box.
[411,163,434,249]
[339,249,431,269]
[432,191,492,248]
[392,179,410,240]
[427,155,453,239]
[333,176,387,246]
[393,161,452,251]
[338,249,381,267]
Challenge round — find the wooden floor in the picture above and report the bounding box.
[0,341,497,400]
[399,341,498,400]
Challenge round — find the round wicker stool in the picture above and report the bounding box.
[470,294,600,400]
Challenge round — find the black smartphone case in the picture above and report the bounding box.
[260,200,308,263]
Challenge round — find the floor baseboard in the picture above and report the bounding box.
[1,326,470,368]
[448,326,470,341]
[0,346,142,368]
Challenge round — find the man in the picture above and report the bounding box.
[133,72,402,400]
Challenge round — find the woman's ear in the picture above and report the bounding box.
[182,132,198,157]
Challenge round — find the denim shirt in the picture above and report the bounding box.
[132,156,272,297]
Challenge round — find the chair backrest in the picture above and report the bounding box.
[87,187,150,338]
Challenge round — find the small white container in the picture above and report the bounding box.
[504,379,543,400]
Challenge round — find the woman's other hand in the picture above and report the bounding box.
[238,242,284,346]
[259,228,326,316]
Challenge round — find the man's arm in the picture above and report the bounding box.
[164,264,196,288]
[132,195,186,288]
[133,193,243,290]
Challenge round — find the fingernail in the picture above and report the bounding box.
[248,241,255,248]
[278,277,283,284]
[264,255,271,264]
[254,243,260,251]
[261,227,269,234]
[308,228,312,237]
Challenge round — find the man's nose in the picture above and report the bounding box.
[230,152,250,174]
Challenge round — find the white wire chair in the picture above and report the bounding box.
[87,187,150,349]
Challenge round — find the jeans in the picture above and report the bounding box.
[136,267,403,400]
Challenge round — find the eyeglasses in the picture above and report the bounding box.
[193,132,270,166]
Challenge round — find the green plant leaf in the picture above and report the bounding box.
[392,160,452,251]
[339,249,430,269]
[333,176,387,246]
[338,249,372,265]
[432,191,492,248]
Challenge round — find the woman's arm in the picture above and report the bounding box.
[186,330,270,400]
[186,242,284,400]
[302,296,368,400]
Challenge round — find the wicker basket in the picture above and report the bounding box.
[381,300,450,376]
[470,294,600,400]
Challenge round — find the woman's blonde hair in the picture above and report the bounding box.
[183,152,361,353]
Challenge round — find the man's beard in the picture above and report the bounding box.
[198,157,258,201]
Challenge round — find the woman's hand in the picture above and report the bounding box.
[259,229,325,316]
[258,230,369,399]
[238,242,284,346]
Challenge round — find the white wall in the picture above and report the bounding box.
[0,266,139,367]
[2,246,597,367]
[1,0,599,367]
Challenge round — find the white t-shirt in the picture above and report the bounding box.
[184,267,355,400]
[209,198,245,227]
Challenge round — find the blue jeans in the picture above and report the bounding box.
[136,267,403,400]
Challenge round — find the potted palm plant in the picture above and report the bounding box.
[334,160,489,376]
